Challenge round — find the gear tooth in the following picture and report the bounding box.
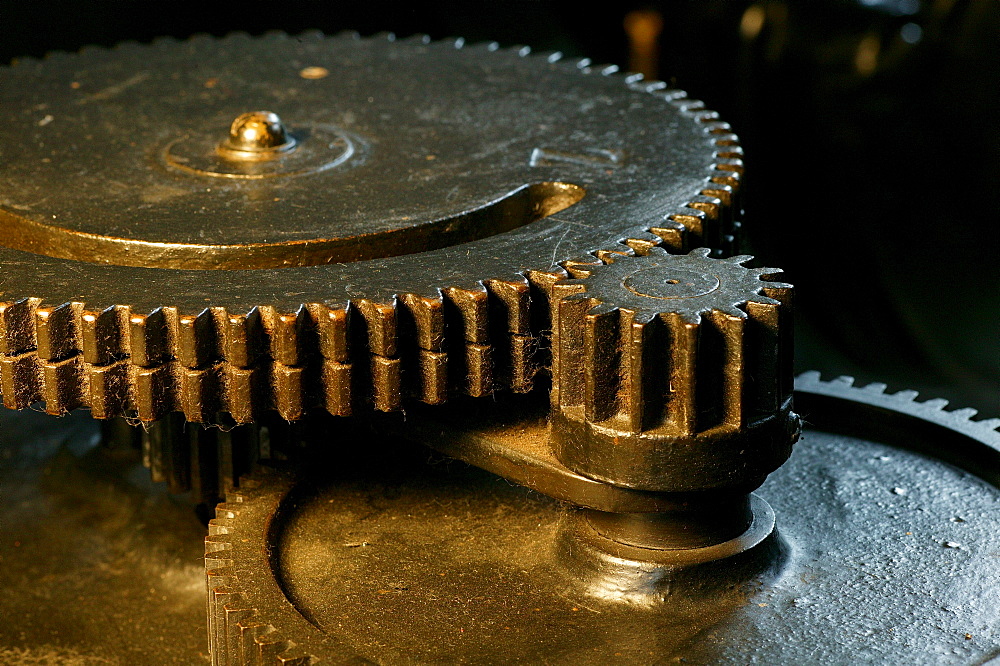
[414,349,448,404]
[716,144,744,158]
[484,277,534,396]
[505,334,538,393]
[224,362,266,423]
[371,355,401,411]
[689,247,713,258]
[725,254,754,265]
[34,302,81,362]
[894,389,920,402]
[832,375,856,387]
[546,51,564,63]
[922,398,950,410]
[462,343,493,397]
[670,208,708,247]
[353,299,397,357]
[595,248,633,264]
[978,418,1000,432]
[683,194,723,243]
[624,72,644,84]
[296,28,326,42]
[0,350,40,409]
[649,219,688,252]
[40,354,84,415]
[485,277,531,335]
[443,285,489,344]
[582,305,622,424]
[129,307,173,368]
[88,359,130,419]
[306,304,349,363]
[135,361,178,422]
[638,79,668,92]
[398,293,446,351]
[796,370,824,385]
[564,258,603,277]
[81,306,127,366]
[186,32,214,45]
[950,407,978,420]
[223,307,266,369]
[452,36,466,49]
[270,307,308,367]
[574,57,592,70]
[588,302,619,317]
[598,64,620,76]
[180,363,223,423]
[624,234,663,256]
[860,381,889,394]
[321,358,352,416]
[550,293,590,410]
[260,29,290,41]
[273,363,306,421]
[177,308,219,369]
[397,293,446,403]
[0,298,40,355]
[671,96,706,113]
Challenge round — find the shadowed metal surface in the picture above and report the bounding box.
[202,376,1000,663]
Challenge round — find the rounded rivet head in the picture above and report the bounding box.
[219,110,296,160]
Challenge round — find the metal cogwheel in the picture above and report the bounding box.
[549,247,797,492]
[0,31,744,425]
[202,373,1000,664]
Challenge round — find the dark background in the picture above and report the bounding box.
[2,0,998,415]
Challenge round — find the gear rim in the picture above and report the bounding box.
[203,373,1000,664]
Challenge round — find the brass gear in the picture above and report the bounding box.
[0,31,744,425]
[549,248,796,491]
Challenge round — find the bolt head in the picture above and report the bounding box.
[220,111,296,159]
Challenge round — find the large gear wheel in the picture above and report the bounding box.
[203,372,1000,665]
[0,31,743,425]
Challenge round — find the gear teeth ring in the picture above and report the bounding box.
[550,247,797,491]
[795,371,1000,446]
[205,468,318,666]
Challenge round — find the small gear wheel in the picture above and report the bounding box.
[550,247,797,491]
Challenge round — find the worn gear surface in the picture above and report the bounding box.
[0,31,743,423]
[550,248,796,491]
[203,373,1000,664]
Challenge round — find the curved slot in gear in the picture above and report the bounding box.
[0,181,584,270]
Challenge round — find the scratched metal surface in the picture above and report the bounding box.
[0,33,723,310]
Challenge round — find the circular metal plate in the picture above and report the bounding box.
[204,375,1000,664]
[0,33,736,308]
